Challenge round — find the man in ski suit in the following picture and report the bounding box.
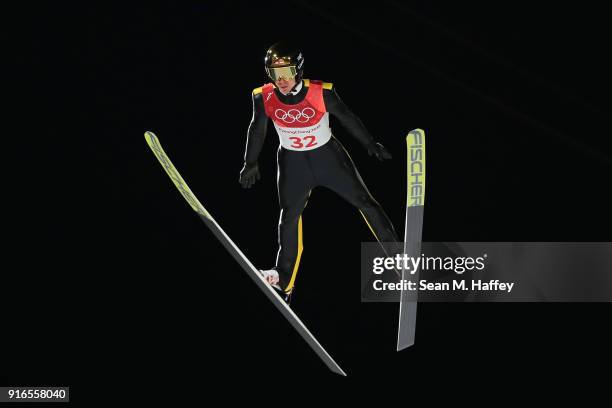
[240,42,398,300]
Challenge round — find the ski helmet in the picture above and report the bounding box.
[264,42,304,82]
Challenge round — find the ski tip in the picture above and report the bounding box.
[406,128,425,139]
[144,130,157,140]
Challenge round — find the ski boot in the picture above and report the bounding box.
[260,269,293,304]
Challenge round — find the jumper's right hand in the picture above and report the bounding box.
[239,162,260,188]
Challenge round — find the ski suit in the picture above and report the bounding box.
[244,79,398,293]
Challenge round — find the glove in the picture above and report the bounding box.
[367,142,392,161]
[239,162,260,188]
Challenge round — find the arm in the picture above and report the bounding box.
[244,91,268,164]
[324,86,392,161]
[240,91,268,188]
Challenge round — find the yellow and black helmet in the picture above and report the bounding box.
[264,42,304,82]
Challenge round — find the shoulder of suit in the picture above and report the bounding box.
[304,79,333,90]
[253,83,278,96]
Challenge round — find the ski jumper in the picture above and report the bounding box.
[245,79,398,293]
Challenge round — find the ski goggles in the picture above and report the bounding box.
[266,65,298,81]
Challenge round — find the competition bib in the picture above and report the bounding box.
[261,80,332,151]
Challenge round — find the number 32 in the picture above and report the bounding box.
[289,136,317,148]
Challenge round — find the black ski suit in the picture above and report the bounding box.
[243,80,398,293]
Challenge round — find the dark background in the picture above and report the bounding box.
[10,0,611,401]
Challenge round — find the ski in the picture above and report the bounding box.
[144,131,346,376]
[397,129,426,351]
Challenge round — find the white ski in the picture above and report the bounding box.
[144,131,346,376]
[397,129,426,351]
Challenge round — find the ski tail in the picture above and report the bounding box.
[397,129,426,351]
[144,131,346,376]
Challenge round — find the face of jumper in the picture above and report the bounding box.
[270,58,297,95]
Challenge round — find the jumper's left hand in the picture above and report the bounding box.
[367,142,392,161]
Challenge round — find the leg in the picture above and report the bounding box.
[316,138,399,243]
[275,147,314,293]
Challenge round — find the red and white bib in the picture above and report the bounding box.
[261,80,332,151]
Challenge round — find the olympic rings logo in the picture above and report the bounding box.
[274,108,316,123]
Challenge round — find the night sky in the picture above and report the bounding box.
[11,0,611,398]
